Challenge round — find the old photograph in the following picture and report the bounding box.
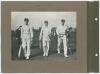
[11,12,77,60]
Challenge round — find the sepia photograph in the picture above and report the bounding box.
[11,12,77,60]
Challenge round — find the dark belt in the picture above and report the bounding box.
[59,34,66,35]
[58,34,66,37]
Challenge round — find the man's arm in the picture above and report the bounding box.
[56,27,59,36]
[66,26,69,36]
[30,27,33,39]
[39,27,43,40]
[21,27,23,39]
[48,27,52,40]
[49,27,51,35]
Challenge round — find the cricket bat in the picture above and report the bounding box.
[39,39,42,49]
[18,44,22,58]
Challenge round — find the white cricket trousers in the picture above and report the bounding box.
[22,38,31,58]
[42,38,49,56]
[57,35,68,55]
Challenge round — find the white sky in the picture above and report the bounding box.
[11,12,77,30]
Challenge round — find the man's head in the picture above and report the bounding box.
[44,21,48,27]
[61,19,65,26]
[24,18,29,25]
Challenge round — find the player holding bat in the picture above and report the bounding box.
[18,18,33,59]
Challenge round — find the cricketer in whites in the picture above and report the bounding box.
[18,18,69,59]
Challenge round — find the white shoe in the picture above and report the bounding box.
[64,55,69,57]
[43,53,45,56]
[26,56,29,59]
[58,51,60,54]
[46,53,48,56]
